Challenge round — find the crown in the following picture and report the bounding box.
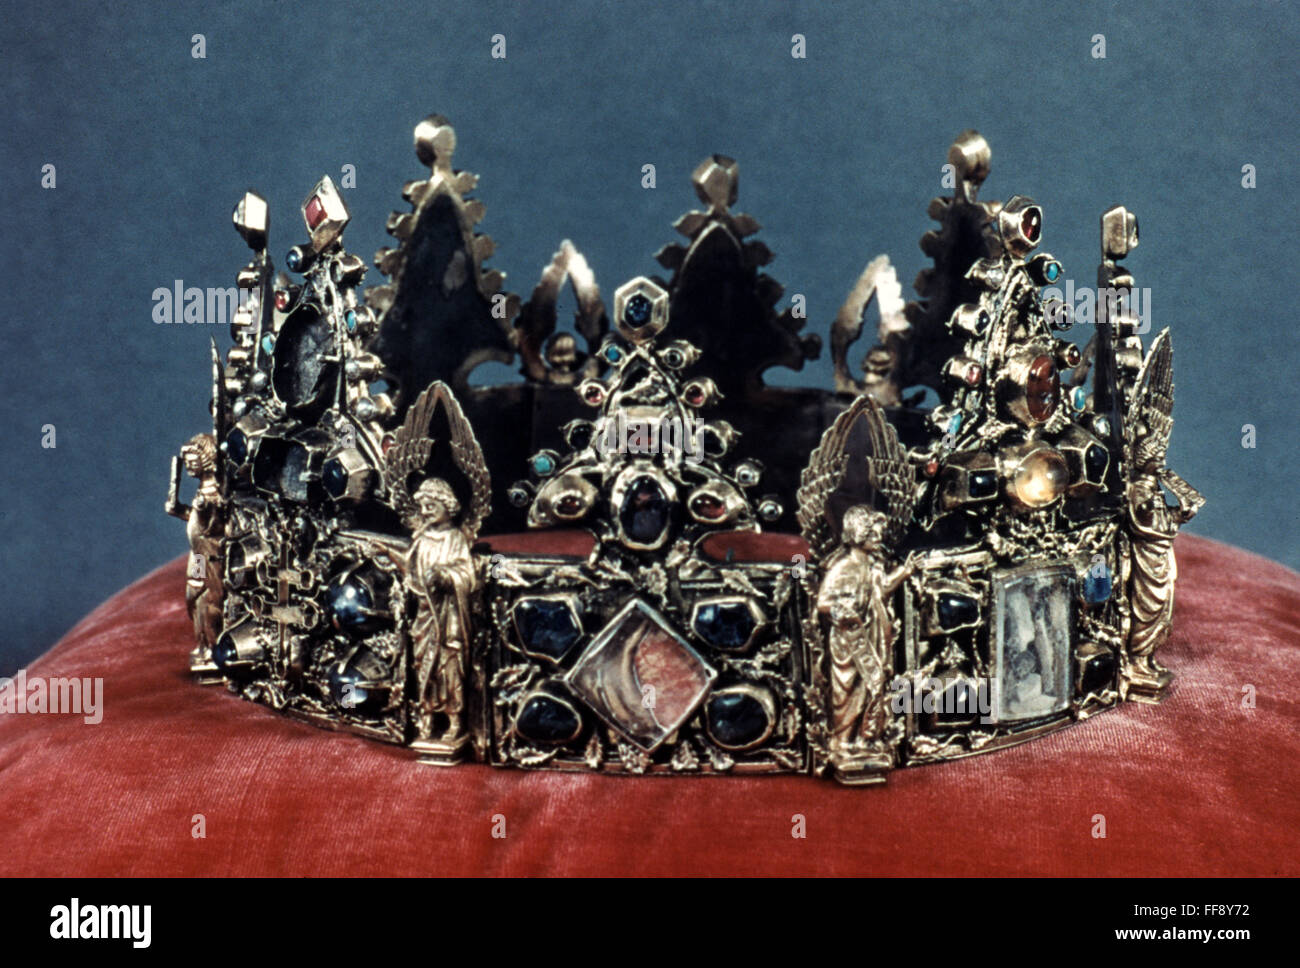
[166,117,1202,784]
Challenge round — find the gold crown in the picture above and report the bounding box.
[165,118,1201,784]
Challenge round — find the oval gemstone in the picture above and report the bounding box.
[326,574,375,634]
[515,693,582,745]
[322,457,348,498]
[1021,207,1042,242]
[556,494,585,517]
[1012,448,1068,508]
[227,428,248,465]
[328,649,389,714]
[693,601,757,651]
[1084,443,1109,483]
[619,475,670,546]
[212,631,240,672]
[689,493,727,521]
[705,689,772,750]
[514,598,583,662]
[1026,354,1059,422]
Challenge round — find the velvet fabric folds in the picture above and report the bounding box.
[1,534,1296,876]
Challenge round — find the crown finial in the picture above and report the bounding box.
[232,190,269,251]
[413,114,456,174]
[947,129,990,202]
[692,155,738,212]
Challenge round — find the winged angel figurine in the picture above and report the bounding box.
[355,381,491,753]
[797,395,917,781]
[1122,331,1203,700]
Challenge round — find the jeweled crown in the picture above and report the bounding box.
[166,117,1201,784]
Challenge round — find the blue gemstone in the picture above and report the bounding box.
[345,309,358,332]
[1045,261,1060,282]
[531,453,555,475]
[227,428,248,465]
[322,457,348,497]
[693,601,757,652]
[515,693,582,744]
[968,470,998,499]
[604,344,622,363]
[328,649,388,714]
[286,249,302,271]
[936,593,980,631]
[261,334,275,355]
[624,294,652,327]
[1084,443,1109,483]
[213,632,239,672]
[1071,386,1088,411]
[1080,650,1116,694]
[947,412,963,436]
[1084,565,1112,604]
[619,474,670,545]
[514,599,583,661]
[706,691,771,749]
[326,575,374,633]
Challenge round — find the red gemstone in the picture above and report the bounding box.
[689,494,726,521]
[964,363,982,385]
[1064,344,1081,367]
[305,195,327,230]
[274,290,290,310]
[1021,207,1041,243]
[556,495,584,517]
[381,434,395,454]
[582,384,604,405]
[925,459,940,477]
[1026,355,1059,422]
[684,384,705,406]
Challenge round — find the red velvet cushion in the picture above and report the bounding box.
[1,534,1296,876]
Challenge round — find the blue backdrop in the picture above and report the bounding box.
[1,0,1296,674]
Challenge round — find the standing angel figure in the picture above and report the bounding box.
[798,394,916,780]
[1123,459,1199,696]
[166,433,225,665]
[379,381,491,754]
[1121,331,1202,700]
[406,478,477,741]
[817,506,917,770]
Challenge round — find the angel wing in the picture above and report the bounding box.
[210,337,229,499]
[385,380,491,541]
[1125,328,1173,472]
[796,394,913,560]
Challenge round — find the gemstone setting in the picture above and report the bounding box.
[566,599,716,751]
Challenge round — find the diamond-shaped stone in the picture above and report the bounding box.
[566,599,715,751]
